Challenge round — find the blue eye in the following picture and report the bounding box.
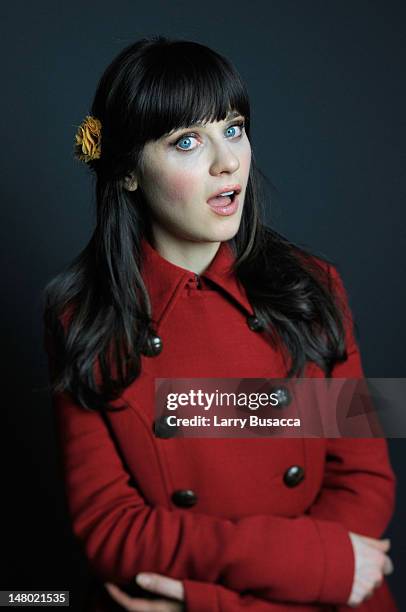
[173,121,245,152]
[225,125,240,137]
[177,137,194,151]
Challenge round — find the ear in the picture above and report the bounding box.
[123,171,138,192]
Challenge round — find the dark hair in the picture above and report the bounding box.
[43,35,350,412]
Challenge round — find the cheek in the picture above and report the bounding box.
[241,142,252,174]
[159,170,197,205]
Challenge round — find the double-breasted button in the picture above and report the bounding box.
[171,489,198,508]
[283,465,305,487]
[142,333,163,357]
[247,315,264,332]
[153,414,178,438]
[270,386,292,408]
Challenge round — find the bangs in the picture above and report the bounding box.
[132,41,250,143]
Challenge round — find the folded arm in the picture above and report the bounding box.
[182,579,330,612]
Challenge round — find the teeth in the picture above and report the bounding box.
[219,191,234,196]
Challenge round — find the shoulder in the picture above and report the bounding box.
[296,250,354,328]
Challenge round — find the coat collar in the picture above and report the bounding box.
[140,238,255,327]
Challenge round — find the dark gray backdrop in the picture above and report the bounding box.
[1,1,405,609]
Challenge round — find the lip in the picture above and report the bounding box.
[206,184,242,202]
[207,194,240,216]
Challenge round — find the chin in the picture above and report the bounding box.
[182,214,242,244]
[216,217,242,241]
[208,225,240,243]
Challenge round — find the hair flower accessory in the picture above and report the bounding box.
[74,115,102,162]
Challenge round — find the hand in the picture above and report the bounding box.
[105,573,184,611]
[347,533,394,607]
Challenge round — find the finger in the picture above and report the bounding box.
[361,536,390,550]
[362,573,383,590]
[383,556,394,575]
[353,575,380,601]
[348,590,365,608]
[360,535,389,545]
[105,582,162,611]
[136,573,184,601]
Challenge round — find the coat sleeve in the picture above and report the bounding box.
[182,579,332,611]
[51,386,354,606]
[305,264,396,537]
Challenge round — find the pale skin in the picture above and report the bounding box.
[104,115,394,610]
[123,110,252,273]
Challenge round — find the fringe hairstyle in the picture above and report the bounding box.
[43,36,350,412]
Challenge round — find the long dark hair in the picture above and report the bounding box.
[43,35,350,412]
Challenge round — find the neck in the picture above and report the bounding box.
[149,229,221,275]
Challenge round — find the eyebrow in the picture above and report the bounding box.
[226,110,242,120]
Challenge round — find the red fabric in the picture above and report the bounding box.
[48,238,397,611]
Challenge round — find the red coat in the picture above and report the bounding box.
[51,238,397,611]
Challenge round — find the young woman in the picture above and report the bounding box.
[43,36,397,611]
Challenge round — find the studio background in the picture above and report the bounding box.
[1,1,405,609]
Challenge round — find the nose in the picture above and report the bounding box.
[209,140,240,176]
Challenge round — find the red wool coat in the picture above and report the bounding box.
[49,238,398,611]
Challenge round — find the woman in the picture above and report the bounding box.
[43,36,397,611]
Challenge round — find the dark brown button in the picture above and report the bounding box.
[283,465,305,487]
[153,414,178,438]
[171,489,198,508]
[247,315,264,332]
[142,334,163,357]
[270,386,292,408]
[186,274,201,289]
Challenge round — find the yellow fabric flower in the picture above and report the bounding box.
[74,115,102,162]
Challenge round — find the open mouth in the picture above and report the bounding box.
[207,188,241,207]
[207,190,240,216]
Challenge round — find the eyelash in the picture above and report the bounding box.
[172,120,246,152]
